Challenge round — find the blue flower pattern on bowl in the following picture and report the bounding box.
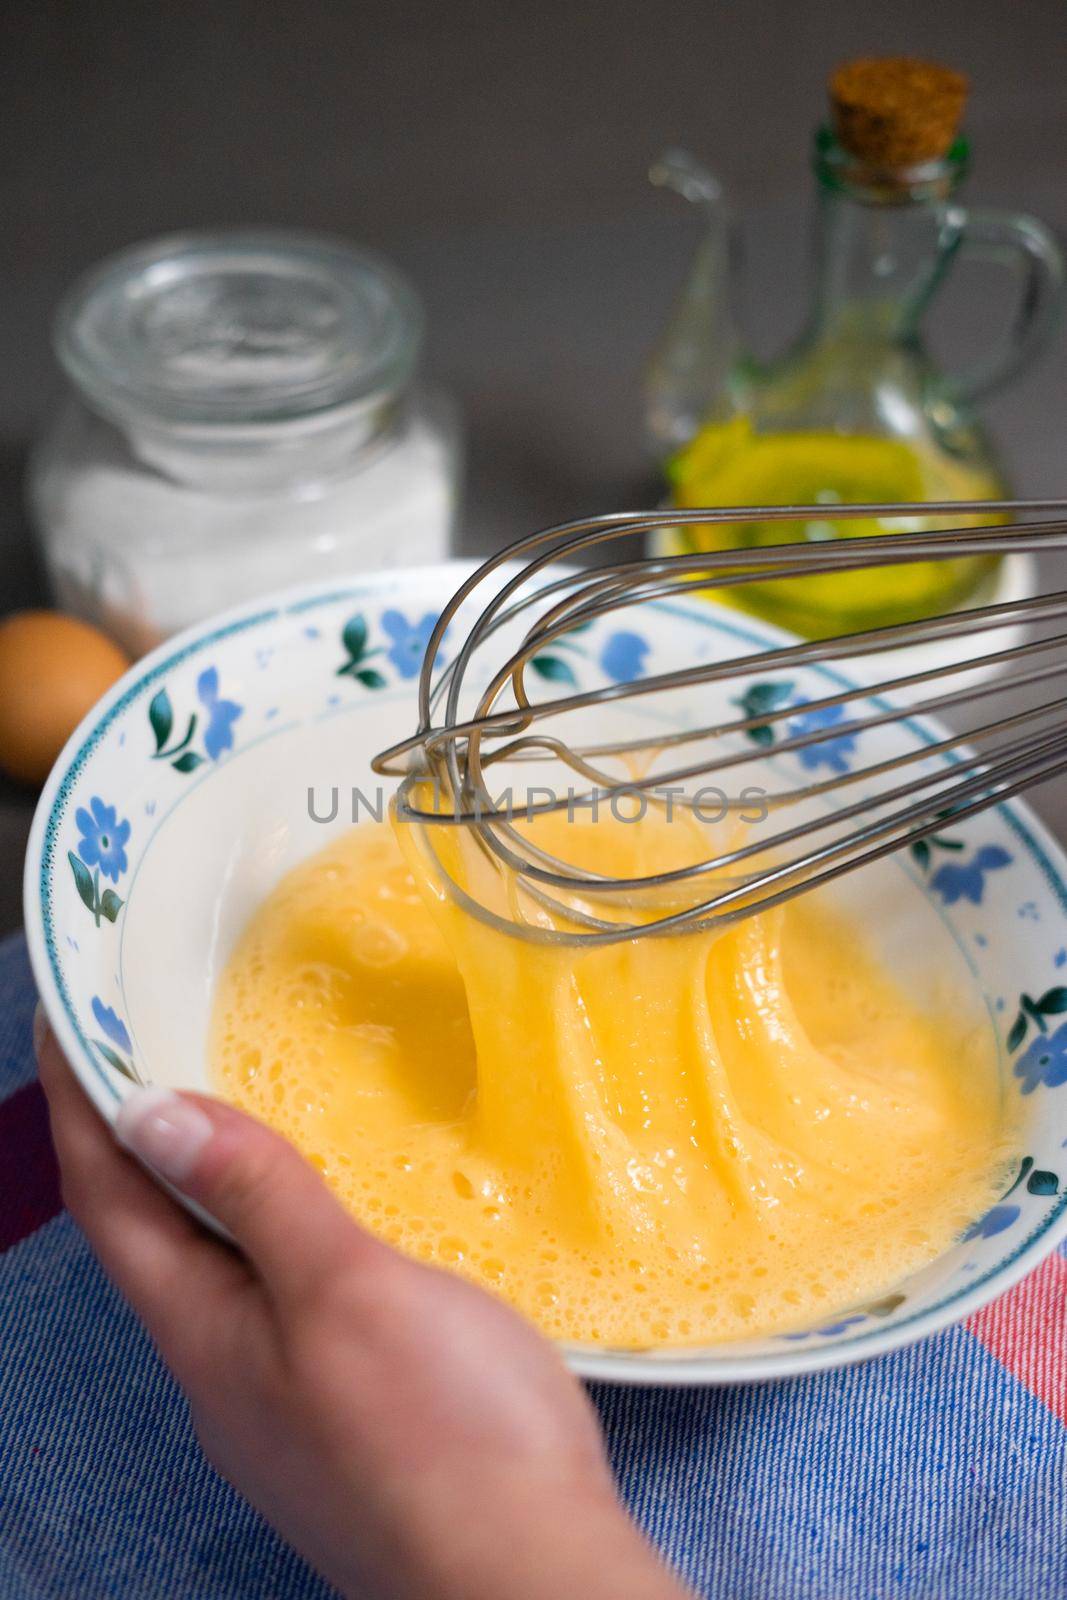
[382,610,439,680]
[786,699,858,773]
[75,797,130,882]
[68,797,131,927]
[929,845,1012,906]
[530,627,650,687]
[1007,987,1067,1094]
[149,665,243,775]
[960,1154,1061,1242]
[909,827,1012,908]
[337,609,450,688]
[1015,1025,1067,1093]
[734,681,857,770]
[963,1203,1021,1241]
[198,668,243,760]
[89,997,138,1082]
[966,1203,1023,1241]
[599,631,649,683]
[92,996,131,1053]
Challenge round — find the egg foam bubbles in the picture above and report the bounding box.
[211,812,1017,1348]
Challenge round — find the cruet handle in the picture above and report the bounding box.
[935,207,1064,407]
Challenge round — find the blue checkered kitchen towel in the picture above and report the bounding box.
[1,932,1064,1599]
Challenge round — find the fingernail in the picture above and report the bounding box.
[32,1001,48,1059]
[114,1088,215,1185]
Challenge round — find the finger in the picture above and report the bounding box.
[35,1007,254,1373]
[113,1085,392,1313]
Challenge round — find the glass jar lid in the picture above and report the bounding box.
[54,230,424,429]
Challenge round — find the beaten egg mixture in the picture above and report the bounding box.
[211,808,1014,1348]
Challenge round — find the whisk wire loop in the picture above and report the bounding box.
[372,499,1067,945]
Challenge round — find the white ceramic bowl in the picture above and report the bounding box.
[24,562,1067,1385]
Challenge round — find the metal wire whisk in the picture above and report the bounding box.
[373,500,1067,945]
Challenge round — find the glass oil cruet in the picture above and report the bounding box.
[646,57,1064,638]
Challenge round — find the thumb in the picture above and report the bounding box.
[115,1088,390,1307]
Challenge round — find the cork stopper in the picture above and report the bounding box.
[830,57,969,167]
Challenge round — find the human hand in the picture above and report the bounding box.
[35,1010,688,1600]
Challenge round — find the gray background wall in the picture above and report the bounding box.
[2,0,1066,930]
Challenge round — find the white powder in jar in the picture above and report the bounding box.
[29,231,460,655]
[32,396,458,657]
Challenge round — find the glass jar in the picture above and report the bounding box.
[28,231,462,656]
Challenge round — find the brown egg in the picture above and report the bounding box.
[0,611,129,787]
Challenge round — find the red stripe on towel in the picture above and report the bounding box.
[967,1250,1067,1425]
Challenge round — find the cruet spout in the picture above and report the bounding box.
[645,149,745,454]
